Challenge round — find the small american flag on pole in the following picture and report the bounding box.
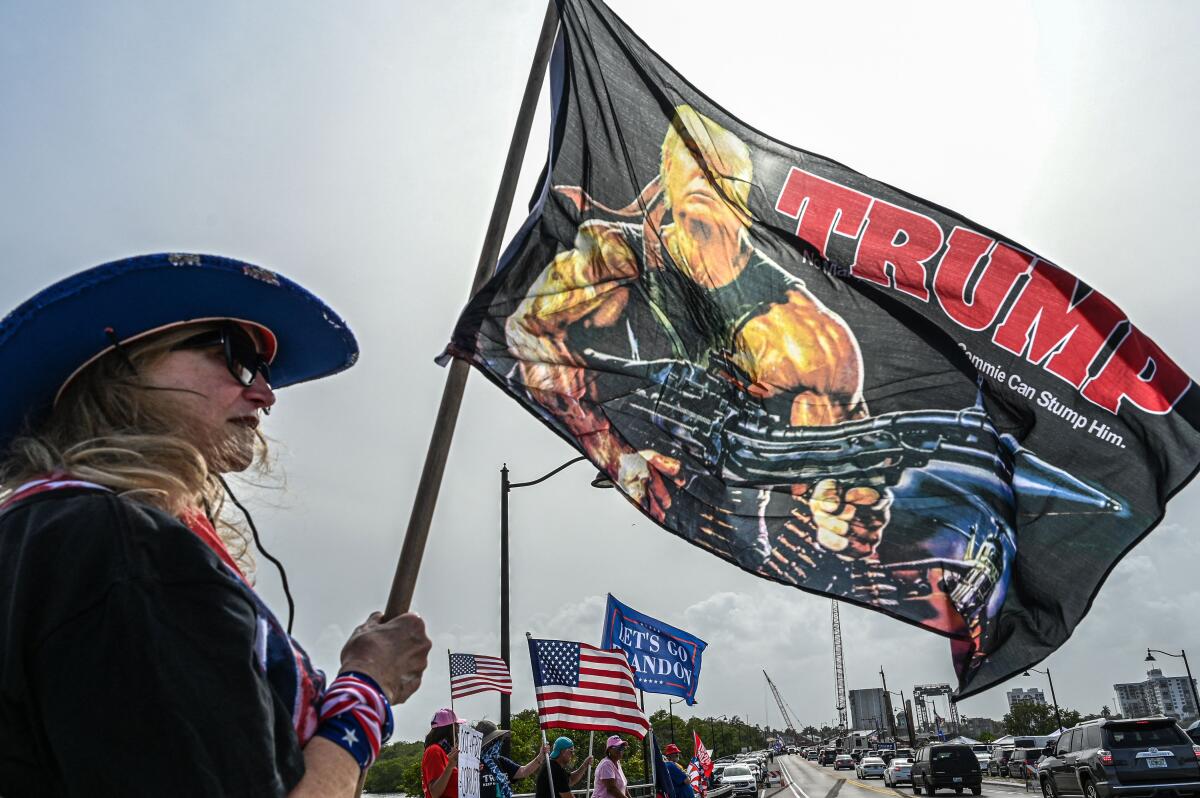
[527,637,649,738]
[449,653,513,699]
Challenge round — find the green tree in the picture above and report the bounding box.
[1058,709,1083,731]
[978,732,996,743]
[364,739,427,794]
[1003,702,1056,735]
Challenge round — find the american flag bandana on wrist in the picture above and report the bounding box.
[315,671,393,770]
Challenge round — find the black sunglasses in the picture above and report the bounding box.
[172,323,272,387]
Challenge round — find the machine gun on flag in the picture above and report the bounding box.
[587,349,1121,511]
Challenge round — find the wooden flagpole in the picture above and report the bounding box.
[355,5,560,794]
[382,0,561,621]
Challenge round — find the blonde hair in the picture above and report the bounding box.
[0,323,271,574]
[661,104,754,220]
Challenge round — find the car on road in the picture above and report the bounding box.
[910,744,983,796]
[857,756,887,779]
[834,754,855,771]
[989,747,1014,776]
[1008,748,1041,779]
[747,762,764,784]
[884,758,913,787]
[1038,717,1200,798]
[819,749,836,766]
[721,764,759,797]
[894,748,916,763]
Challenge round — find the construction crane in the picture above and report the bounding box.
[763,670,800,739]
[831,601,848,730]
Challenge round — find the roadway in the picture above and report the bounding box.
[768,755,1031,798]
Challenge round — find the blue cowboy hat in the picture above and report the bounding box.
[0,252,358,451]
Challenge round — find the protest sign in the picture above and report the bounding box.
[457,722,484,798]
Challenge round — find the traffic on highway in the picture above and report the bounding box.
[706,727,1200,798]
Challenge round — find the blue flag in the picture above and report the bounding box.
[601,594,706,704]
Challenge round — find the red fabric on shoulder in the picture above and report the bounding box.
[179,508,247,582]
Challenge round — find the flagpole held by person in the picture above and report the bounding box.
[0,254,433,797]
[586,731,596,792]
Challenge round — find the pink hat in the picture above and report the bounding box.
[431,708,460,727]
[606,735,627,749]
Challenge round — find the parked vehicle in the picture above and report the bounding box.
[1038,717,1200,798]
[885,758,913,787]
[722,765,758,797]
[911,744,983,796]
[990,747,1014,776]
[835,754,855,771]
[857,756,887,779]
[1008,748,1041,779]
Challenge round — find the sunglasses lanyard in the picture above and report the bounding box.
[217,475,294,635]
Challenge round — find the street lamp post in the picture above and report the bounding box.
[887,689,915,745]
[1023,667,1064,733]
[669,698,686,743]
[1146,648,1200,721]
[501,457,611,745]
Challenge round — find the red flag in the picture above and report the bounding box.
[694,731,713,778]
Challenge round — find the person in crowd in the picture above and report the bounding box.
[0,254,433,797]
[593,736,633,798]
[536,736,594,798]
[662,744,695,798]
[476,719,550,798]
[424,709,462,798]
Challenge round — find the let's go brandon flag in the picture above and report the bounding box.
[445,0,1200,697]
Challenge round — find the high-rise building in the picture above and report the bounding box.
[1006,687,1046,711]
[850,688,887,732]
[1114,669,1199,723]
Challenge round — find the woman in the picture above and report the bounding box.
[0,253,432,797]
[424,709,462,798]
[593,736,634,798]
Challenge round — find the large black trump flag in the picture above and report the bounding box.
[445,0,1200,697]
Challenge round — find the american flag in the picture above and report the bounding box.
[527,637,648,738]
[449,653,513,699]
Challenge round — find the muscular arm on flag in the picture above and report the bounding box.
[736,287,890,559]
[506,222,681,518]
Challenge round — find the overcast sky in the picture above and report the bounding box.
[2,0,1198,742]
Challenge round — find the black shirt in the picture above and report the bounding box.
[0,490,305,797]
[480,754,521,798]
[536,759,573,798]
